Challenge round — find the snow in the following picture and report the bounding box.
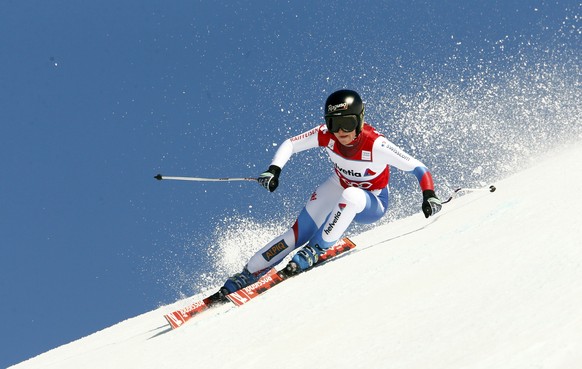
[10,143,582,369]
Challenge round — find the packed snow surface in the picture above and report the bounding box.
[11,143,582,369]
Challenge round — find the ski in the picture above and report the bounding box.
[226,237,356,306]
[163,237,356,329]
[225,267,284,306]
[163,290,227,329]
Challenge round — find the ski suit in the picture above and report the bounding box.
[246,123,435,273]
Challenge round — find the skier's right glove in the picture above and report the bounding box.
[258,165,281,192]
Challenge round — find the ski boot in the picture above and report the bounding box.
[222,266,266,294]
[280,244,324,278]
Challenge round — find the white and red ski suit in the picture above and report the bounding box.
[246,123,435,273]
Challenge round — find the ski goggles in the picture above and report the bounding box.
[326,115,359,133]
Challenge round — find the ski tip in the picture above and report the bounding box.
[154,174,163,180]
[489,185,496,192]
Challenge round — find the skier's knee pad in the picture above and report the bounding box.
[340,187,367,213]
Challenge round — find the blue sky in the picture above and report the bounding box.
[1,1,579,367]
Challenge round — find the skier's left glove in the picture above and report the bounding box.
[258,165,281,192]
[422,190,442,218]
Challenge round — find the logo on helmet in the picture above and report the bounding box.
[327,102,349,113]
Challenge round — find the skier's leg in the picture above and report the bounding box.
[290,187,388,271]
[245,176,343,271]
[353,187,389,224]
[222,177,342,293]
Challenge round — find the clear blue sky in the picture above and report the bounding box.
[1,1,578,367]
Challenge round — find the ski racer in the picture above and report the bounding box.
[221,89,442,294]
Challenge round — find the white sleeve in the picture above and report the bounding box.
[270,127,320,169]
[374,137,427,172]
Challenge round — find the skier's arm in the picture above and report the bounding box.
[375,138,441,217]
[271,126,320,168]
[257,126,320,192]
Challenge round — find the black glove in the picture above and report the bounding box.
[422,189,442,218]
[258,165,281,192]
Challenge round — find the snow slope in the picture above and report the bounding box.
[11,143,582,369]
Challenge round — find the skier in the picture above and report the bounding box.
[221,89,442,294]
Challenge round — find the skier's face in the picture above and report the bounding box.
[333,130,357,146]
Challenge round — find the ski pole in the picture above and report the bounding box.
[154,174,258,183]
[442,185,496,204]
